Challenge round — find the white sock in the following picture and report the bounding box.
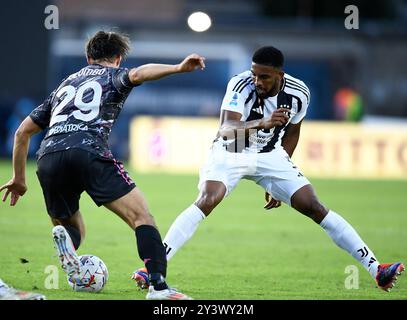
[163,204,206,261]
[320,210,379,278]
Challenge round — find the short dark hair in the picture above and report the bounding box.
[252,46,284,68]
[86,31,130,62]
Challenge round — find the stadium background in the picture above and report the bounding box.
[0,0,406,300]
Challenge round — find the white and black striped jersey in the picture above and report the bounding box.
[217,70,310,153]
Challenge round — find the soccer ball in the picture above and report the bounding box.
[67,255,108,293]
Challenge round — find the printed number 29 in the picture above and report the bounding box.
[50,80,102,127]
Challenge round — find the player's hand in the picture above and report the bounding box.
[0,179,27,206]
[261,108,290,129]
[177,54,206,72]
[264,192,281,210]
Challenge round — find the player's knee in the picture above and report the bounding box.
[195,193,221,216]
[306,200,328,223]
[129,210,155,229]
[293,197,328,223]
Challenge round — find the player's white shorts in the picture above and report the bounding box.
[198,142,310,206]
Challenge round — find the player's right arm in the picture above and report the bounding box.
[128,53,205,85]
[218,108,290,138]
[0,117,43,206]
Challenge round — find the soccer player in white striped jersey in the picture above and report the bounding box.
[133,46,404,292]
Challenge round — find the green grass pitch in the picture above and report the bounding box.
[0,161,406,300]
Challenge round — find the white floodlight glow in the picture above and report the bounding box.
[187,11,212,32]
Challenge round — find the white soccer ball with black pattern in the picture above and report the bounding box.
[67,255,108,292]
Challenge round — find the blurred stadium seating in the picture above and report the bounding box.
[0,0,406,170]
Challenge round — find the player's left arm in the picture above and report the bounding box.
[128,53,205,85]
[0,117,43,206]
[264,122,303,210]
[281,120,302,158]
[265,84,309,210]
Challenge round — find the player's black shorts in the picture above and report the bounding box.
[36,148,136,220]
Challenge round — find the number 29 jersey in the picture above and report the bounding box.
[30,64,137,160]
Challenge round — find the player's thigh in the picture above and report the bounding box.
[82,155,137,208]
[36,151,83,220]
[198,147,246,197]
[81,155,154,228]
[104,187,155,229]
[253,151,310,206]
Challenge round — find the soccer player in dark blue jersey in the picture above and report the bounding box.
[0,31,205,300]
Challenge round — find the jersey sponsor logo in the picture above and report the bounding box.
[248,130,274,146]
[48,123,89,135]
[228,93,239,106]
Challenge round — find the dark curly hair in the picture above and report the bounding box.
[86,31,130,62]
[252,46,284,69]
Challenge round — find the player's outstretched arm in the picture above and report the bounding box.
[128,53,205,85]
[0,117,42,206]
